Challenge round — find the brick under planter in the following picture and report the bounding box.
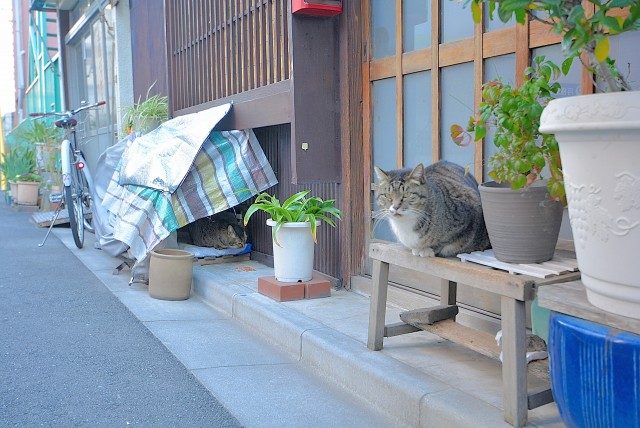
[258,275,331,302]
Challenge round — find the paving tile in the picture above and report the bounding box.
[194,364,396,428]
[144,319,291,370]
[113,291,228,322]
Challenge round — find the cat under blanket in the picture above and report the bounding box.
[374,160,490,257]
[188,211,248,249]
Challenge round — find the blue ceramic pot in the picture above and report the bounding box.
[549,312,640,428]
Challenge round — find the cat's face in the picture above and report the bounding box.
[225,225,247,248]
[374,164,426,218]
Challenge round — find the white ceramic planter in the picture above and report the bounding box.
[540,91,640,319]
[267,219,319,282]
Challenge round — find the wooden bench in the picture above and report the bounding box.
[367,242,580,427]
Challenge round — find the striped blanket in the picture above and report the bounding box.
[101,129,277,262]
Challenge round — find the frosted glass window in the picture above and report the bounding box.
[403,0,430,52]
[372,0,396,59]
[372,78,397,171]
[440,63,475,169]
[372,78,398,242]
[484,7,515,32]
[602,31,640,91]
[532,44,581,98]
[403,71,432,167]
[483,54,515,180]
[441,0,474,43]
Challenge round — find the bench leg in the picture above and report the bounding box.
[501,296,528,427]
[367,259,390,351]
[440,280,457,321]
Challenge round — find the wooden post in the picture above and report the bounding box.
[367,259,390,351]
[440,279,457,321]
[501,296,528,427]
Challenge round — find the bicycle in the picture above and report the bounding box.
[31,101,106,249]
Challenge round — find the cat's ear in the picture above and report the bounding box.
[228,225,235,236]
[408,163,425,184]
[374,166,388,182]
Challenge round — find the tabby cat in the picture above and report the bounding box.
[188,211,247,249]
[374,161,490,257]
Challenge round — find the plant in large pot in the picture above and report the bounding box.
[122,91,169,136]
[451,57,565,263]
[0,146,37,205]
[468,0,640,318]
[243,191,341,282]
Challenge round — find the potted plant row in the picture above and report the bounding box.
[452,56,565,264]
[0,146,41,206]
[244,191,341,282]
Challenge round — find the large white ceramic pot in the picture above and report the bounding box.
[267,219,319,282]
[540,91,640,319]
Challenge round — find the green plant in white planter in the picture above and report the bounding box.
[244,191,341,282]
[466,0,640,318]
[451,57,565,263]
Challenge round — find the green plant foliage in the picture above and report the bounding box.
[17,120,62,146]
[0,146,37,182]
[14,172,42,182]
[122,89,169,135]
[463,0,640,92]
[243,190,342,246]
[451,57,566,204]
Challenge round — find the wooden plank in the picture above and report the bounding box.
[362,0,373,272]
[31,209,70,227]
[369,57,395,80]
[384,321,421,337]
[538,280,640,335]
[430,0,440,161]
[367,259,390,350]
[501,297,528,427]
[371,242,535,301]
[529,20,560,49]
[474,6,484,181]
[439,38,474,67]
[395,0,403,168]
[483,27,516,58]
[272,0,279,82]
[402,48,432,75]
[194,253,251,266]
[265,0,272,85]
[528,387,554,410]
[515,16,530,87]
[222,0,230,97]
[417,319,501,360]
[441,279,457,306]
[400,305,459,326]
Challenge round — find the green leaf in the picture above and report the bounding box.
[475,124,487,141]
[561,56,574,77]
[471,1,482,23]
[595,36,610,63]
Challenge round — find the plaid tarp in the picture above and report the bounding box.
[101,129,277,262]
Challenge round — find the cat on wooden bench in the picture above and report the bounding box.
[187,210,247,249]
[374,160,490,257]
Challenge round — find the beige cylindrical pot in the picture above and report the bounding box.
[540,90,640,319]
[479,181,563,263]
[149,249,193,300]
[15,181,40,206]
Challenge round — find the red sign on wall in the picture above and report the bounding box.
[292,0,342,17]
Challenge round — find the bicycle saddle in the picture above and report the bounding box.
[54,118,78,128]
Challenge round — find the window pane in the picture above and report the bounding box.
[441,0,474,43]
[484,7,514,32]
[403,71,432,167]
[440,62,475,169]
[372,0,396,59]
[403,0,430,52]
[602,31,640,91]
[372,78,398,242]
[532,44,581,98]
[483,54,515,180]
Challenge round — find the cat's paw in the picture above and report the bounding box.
[411,248,420,256]
[418,248,435,258]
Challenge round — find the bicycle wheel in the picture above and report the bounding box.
[78,165,93,233]
[64,159,85,249]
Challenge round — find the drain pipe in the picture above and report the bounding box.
[13,0,25,121]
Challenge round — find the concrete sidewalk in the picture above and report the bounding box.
[50,225,563,427]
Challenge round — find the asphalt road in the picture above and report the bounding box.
[0,202,240,427]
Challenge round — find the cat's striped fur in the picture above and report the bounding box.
[374,161,490,257]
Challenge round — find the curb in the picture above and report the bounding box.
[193,267,510,427]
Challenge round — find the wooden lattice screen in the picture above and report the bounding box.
[165,0,290,112]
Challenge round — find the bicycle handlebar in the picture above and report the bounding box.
[29,100,107,118]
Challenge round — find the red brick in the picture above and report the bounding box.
[304,277,331,299]
[258,276,305,302]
